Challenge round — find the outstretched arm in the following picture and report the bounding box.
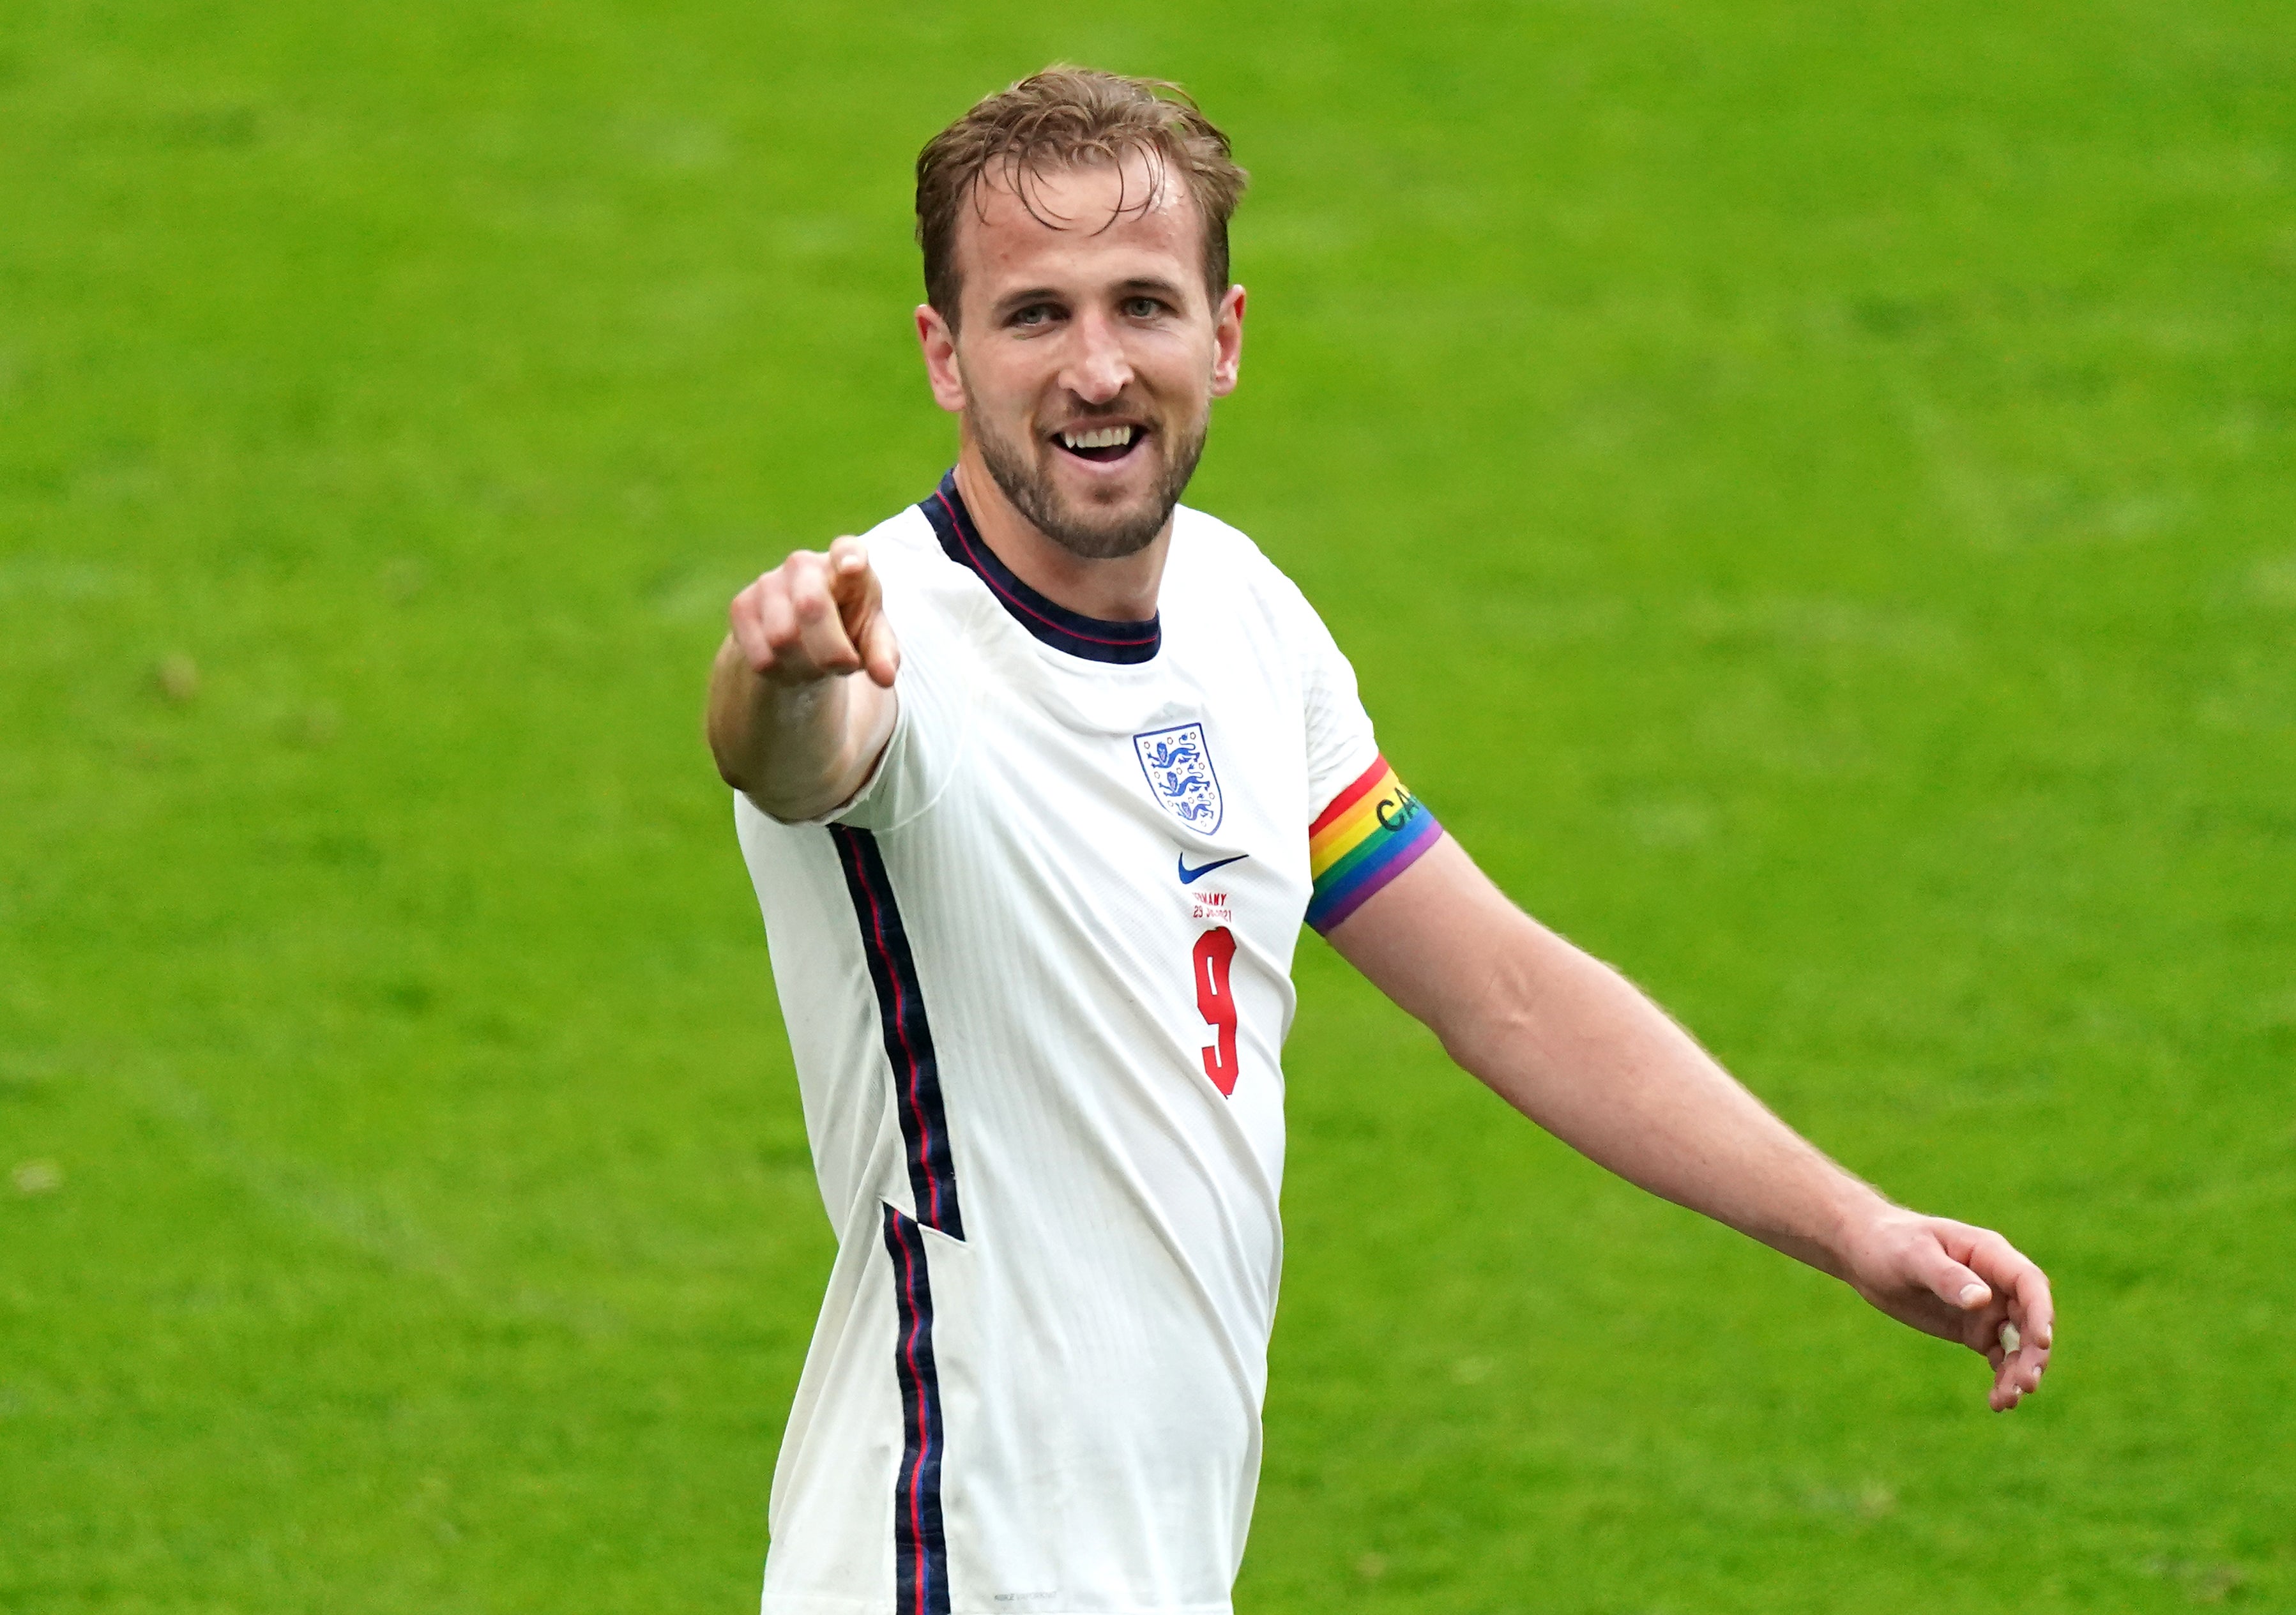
[708,535,900,823]
[1325,834,2053,1411]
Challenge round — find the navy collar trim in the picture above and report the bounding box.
[918,471,1162,665]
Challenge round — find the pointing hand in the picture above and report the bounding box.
[729,536,900,689]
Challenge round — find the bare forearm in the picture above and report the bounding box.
[706,634,892,821]
[1331,835,2055,1407]
[1449,911,1880,1275]
[1332,839,1883,1278]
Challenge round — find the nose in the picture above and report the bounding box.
[1058,308,1132,405]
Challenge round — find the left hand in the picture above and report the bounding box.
[1838,1208,2054,1411]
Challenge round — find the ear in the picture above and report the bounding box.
[1209,284,1245,398]
[916,303,967,414]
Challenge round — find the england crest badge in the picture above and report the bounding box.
[1133,722,1224,835]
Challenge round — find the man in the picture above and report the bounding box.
[708,66,2052,1615]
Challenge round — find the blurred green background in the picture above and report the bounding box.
[3,1,2292,1610]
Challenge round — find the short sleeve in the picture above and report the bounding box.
[828,576,971,834]
[736,545,972,836]
[1289,589,1444,934]
[1298,602,1383,823]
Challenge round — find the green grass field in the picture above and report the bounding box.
[4,1,2293,1609]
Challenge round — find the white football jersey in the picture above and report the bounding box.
[735,473,1441,1615]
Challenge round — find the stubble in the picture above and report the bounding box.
[972,408,1209,561]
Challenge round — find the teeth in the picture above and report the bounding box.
[1061,425,1134,450]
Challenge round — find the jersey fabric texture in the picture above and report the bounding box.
[734,473,1441,1615]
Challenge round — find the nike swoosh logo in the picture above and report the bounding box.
[1177,853,1249,884]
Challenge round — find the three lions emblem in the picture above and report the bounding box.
[1132,722,1224,836]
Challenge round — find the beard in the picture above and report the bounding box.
[971,406,1209,561]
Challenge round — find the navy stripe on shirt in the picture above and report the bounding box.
[830,824,964,1240]
[882,1205,952,1615]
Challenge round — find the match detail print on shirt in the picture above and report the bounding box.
[1306,755,1444,934]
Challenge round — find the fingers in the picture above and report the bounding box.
[1877,1216,2055,1413]
[729,540,889,686]
[2007,1254,2055,1354]
[729,572,789,676]
[827,537,901,688]
[1915,1240,1992,1314]
[788,552,862,676]
[856,602,901,688]
[1927,1222,2051,1411]
[826,534,872,605]
[1966,1234,2053,1411]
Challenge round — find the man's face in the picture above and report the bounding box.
[918,152,1245,559]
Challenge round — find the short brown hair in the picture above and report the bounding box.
[915,66,1248,330]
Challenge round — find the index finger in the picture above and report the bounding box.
[825,536,871,602]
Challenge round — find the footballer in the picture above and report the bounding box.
[706,66,2054,1615]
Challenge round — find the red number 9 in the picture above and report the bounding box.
[1193,926,1239,1097]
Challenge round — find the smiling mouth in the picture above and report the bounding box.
[1053,423,1147,464]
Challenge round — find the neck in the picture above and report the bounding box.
[952,443,1169,623]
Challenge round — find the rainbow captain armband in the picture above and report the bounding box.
[1306,755,1444,934]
